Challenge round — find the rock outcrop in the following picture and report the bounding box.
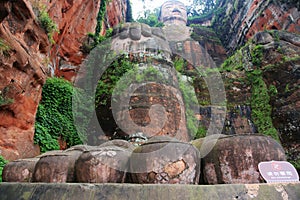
[219,30,300,171]
[46,0,128,81]
[192,135,286,184]
[0,0,49,160]
[212,0,300,53]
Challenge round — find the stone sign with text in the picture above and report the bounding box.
[259,161,299,183]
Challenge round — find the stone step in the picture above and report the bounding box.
[0,182,299,200]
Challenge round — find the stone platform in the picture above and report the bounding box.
[0,182,299,200]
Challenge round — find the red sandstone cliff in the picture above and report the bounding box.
[0,0,128,160]
[0,0,49,160]
[47,0,128,81]
[212,0,300,53]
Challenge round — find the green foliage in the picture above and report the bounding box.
[137,8,164,27]
[96,58,135,106]
[0,155,8,182]
[220,49,244,72]
[251,45,263,66]
[268,84,278,97]
[0,38,10,56]
[82,28,113,54]
[247,69,280,142]
[38,6,58,44]
[95,0,108,37]
[187,0,219,17]
[289,159,300,172]
[174,57,184,72]
[177,73,206,139]
[0,94,13,107]
[34,78,86,152]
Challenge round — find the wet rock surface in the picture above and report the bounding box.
[194,135,286,184]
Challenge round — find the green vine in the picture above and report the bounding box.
[34,78,87,152]
[95,0,108,37]
[0,155,8,182]
[174,58,207,139]
[38,5,58,44]
[95,57,135,106]
[247,69,280,142]
[251,45,263,66]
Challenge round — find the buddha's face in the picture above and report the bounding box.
[160,1,187,25]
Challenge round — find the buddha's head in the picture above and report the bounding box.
[160,0,187,26]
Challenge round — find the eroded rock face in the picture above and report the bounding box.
[102,23,190,141]
[33,150,83,183]
[197,135,286,184]
[218,30,300,171]
[190,26,227,67]
[2,158,39,182]
[130,136,200,184]
[45,0,127,81]
[0,0,49,160]
[75,140,134,183]
[212,0,300,53]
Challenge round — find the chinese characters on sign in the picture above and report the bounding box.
[258,161,299,183]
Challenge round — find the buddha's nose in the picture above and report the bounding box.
[172,8,181,13]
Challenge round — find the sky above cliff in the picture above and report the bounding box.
[131,0,192,19]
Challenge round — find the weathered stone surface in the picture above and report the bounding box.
[212,0,300,53]
[106,0,128,28]
[130,136,200,184]
[129,23,141,41]
[197,135,286,184]
[0,0,49,160]
[75,140,134,183]
[32,150,83,183]
[218,30,300,172]
[114,81,190,141]
[160,0,188,26]
[0,182,299,200]
[190,26,227,67]
[103,23,191,141]
[41,0,127,81]
[2,158,39,182]
[141,24,152,37]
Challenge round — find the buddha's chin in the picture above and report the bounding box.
[162,16,187,24]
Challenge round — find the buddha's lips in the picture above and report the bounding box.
[172,11,182,16]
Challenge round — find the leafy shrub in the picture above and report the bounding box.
[34,78,87,152]
[0,156,8,182]
[137,8,164,27]
[38,6,58,43]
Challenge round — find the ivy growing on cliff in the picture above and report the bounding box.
[95,0,108,37]
[174,58,207,139]
[95,57,135,106]
[34,78,87,153]
[247,69,280,142]
[38,6,58,44]
[0,155,8,182]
